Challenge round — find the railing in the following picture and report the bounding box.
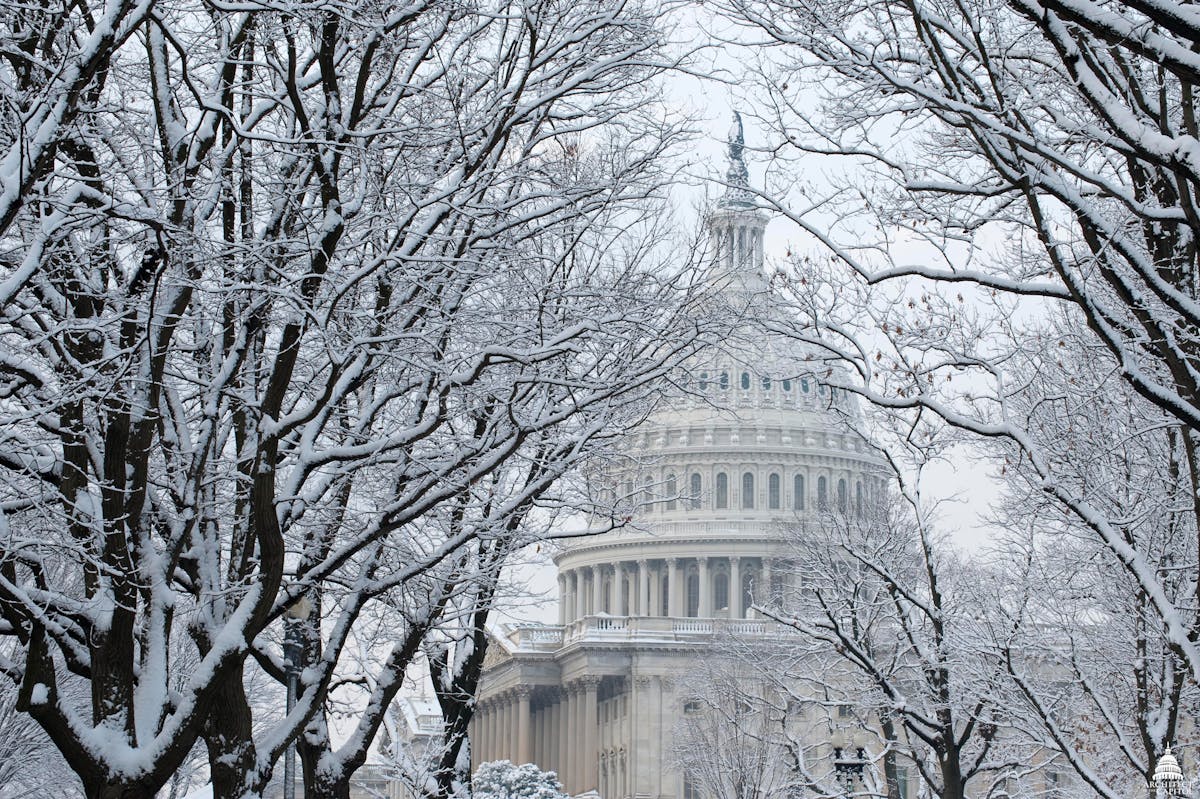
[509,615,777,650]
[507,625,565,651]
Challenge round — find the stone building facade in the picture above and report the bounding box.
[466,121,889,799]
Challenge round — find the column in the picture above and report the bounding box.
[638,560,650,616]
[481,702,492,762]
[468,708,479,767]
[538,699,548,768]
[591,565,604,614]
[626,562,637,615]
[558,575,567,625]
[762,557,773,606]
[517,687,531,764]
[565,684,578,792]
[549,692,561,774]
[651,676,663,796]
[730,556,742,619]
[479,702,490,762]
[508,693,519,761]
[583,677,600,792]
[614,562,626,615]
[569,571,579,619]
[667,558,680,617]
[699,556,712,617]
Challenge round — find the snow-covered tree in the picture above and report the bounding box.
[0,0,715,796]
[981,316,1200,799]
[471,760,568,799]
[761,484,1021,799]
[716,0,1200,735]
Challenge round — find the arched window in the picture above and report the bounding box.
[768,473,781,509]
[690,473,702,509]
[817,476,828,509]
[699,371,709,390]
[643,475,654,507]
[782,379,792,392]
[686,572,700,617]
[716,472,729,509]
[665,473,677,511]
[794,474,805,510]
[740,371,751,390]
[801,378,810,393]
[762,376,772,391]
[715,571,729,611]
[856,481,864,518]
[837,479,848,512]
[719,371,730,390]
[742,472,755,509]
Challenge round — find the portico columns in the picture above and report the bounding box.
[666,558,680,616]
[558,575,567,625]
[730,556,742,618]
[699,556,712,617]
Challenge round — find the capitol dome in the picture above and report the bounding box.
[552,115,885,626]
[470,116,889,799]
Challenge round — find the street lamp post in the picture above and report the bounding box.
[283,597,312,799]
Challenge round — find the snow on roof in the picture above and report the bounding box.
[398,696,443,734]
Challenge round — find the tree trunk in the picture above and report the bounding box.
[203,661,258,799]
[879,713,902,799]
[307,771,353,799]
[938,746,965,799]
[82,780,160,799]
